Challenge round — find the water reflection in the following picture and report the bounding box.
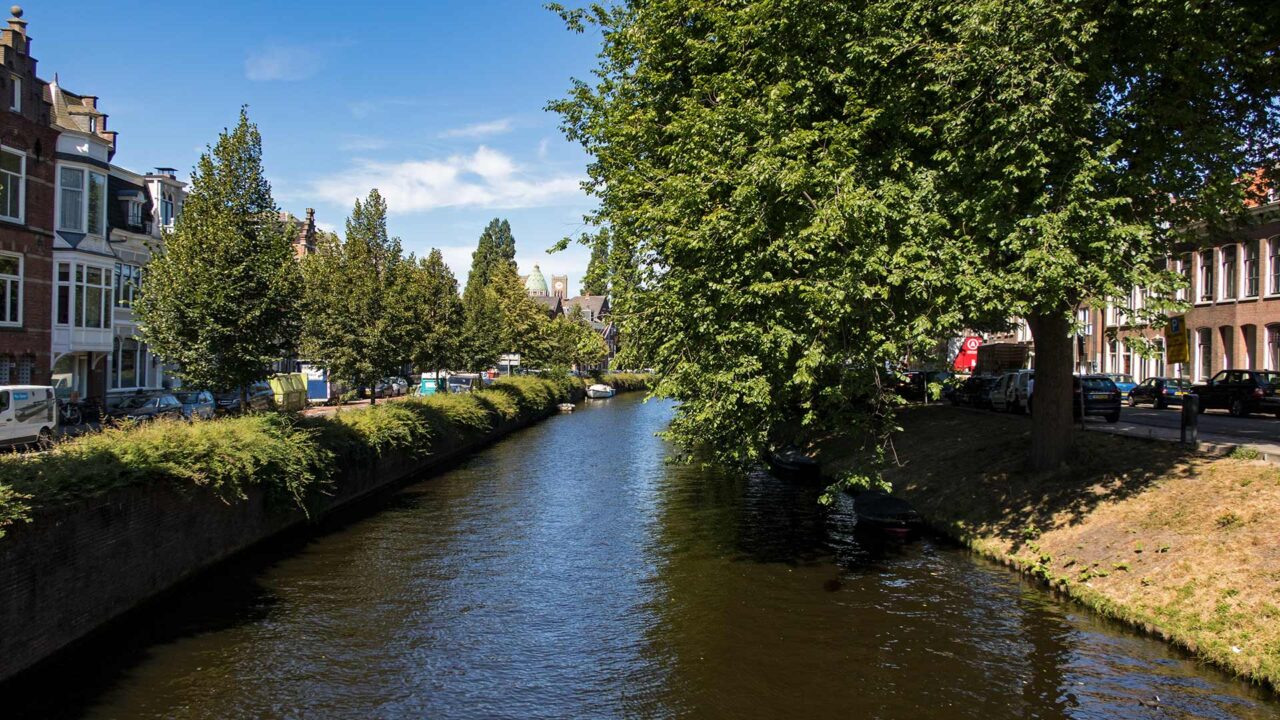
[4,393,1274,719]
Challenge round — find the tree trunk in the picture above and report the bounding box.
[1026,312,1073,471]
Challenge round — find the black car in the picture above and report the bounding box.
[214,384,275,414]
[1127,377,1190,409]
[896,370,951,402]
[1074,375,1121,423]
[1191,369,1280,418]
[953,375,998,408]
[106,394,184,422]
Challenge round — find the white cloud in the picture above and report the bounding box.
[315,221,338,235]
[245,44,323,81]
[309,146,584,213]
[439,118,514,139]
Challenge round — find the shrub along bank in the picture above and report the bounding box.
[590,372,651,393]
[0,374,580,541]
[822,406,1280,692]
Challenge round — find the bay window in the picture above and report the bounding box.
[0,146,24,222]
[0,252,19,326]
[55,261,112,329]
[58,166,106,235]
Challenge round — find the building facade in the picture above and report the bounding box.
[1076,202,1280,383]
[0,7,56,386]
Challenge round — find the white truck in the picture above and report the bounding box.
[0,385,58,448]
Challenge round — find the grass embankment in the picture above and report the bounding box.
[587,372,651,392]
[824,406,1280,691]
[0,375,578,540]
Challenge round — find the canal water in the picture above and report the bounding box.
[9,393,1277,719]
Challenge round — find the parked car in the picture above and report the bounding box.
[106,393,184,422]
[953,375,997,408]
[1008,370,1035,414]
[895,370,951,402]
[1103,373,1138,396]
[214,384,275,414]
[989,372,1017,412]
[173,390,216,420]
[1127,377,1190,409]
[1074,375,1122,423]
[0,385,57,448]
[1191,370,1280,418]
[447,375,477,394]
[375,376,409,398]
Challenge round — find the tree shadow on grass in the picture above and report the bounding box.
[876,406,1200,553]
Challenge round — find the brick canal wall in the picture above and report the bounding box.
[0,397,578,683]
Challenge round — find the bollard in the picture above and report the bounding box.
[1181,394,1199,448]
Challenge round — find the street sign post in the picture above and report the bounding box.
[1165,315,1189,366]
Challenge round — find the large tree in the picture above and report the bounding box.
[404,248,464,382]
[551,0,1280,472]
[135,108,301,399]
[580,229,611,296]
[460,219,518,371]
[300,189,412,404]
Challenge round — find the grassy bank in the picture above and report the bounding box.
[588,372,651,392]
[824,406,1280,691]
[0,374,578,540]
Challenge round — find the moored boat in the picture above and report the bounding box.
[586,384,616,399]
[853,490,924,530]
[558,403,576,413]
[767,446,822,480]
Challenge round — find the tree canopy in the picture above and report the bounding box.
[135,107,302,395]
[550,0,1280,472]
[300,189,413,402]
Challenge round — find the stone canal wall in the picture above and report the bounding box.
[0,387,591,684]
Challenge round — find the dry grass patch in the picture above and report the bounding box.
[824,406,1280,691]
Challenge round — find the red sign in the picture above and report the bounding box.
[953,336,982,372]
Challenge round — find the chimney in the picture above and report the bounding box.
[305,207,315,225]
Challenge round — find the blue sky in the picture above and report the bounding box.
[28,1,602,293]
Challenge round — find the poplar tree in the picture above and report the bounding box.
[460,219,518,371]
[135,108,301,399]
[405,248,463,382]
[581,230,610,296]
[300,189,411,404]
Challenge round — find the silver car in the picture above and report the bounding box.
[173,390,216,420]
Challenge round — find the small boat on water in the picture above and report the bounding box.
[586,384,616,399]
[853,490,923,530]
[767,446,822,480]
[558,403,576,413]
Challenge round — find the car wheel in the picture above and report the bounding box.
[1105,412,1120,424]
[1229,399,1249,418]
[1155,398,1166,410]
[1127,394,1136,407]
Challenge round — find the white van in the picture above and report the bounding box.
[0,385,58,448]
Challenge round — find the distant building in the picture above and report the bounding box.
[563,295,618,369]
[280,208,316,259]
[522,263,549,297]
[550,273,568,300]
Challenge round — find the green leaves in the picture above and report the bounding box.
[301,190,414,396]
[134,108,301,393]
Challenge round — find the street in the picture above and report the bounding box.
[1082,404,1280,457]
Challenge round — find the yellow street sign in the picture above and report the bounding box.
[1165,315,1189,365]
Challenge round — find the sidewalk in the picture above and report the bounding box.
[1088,418,1280,461]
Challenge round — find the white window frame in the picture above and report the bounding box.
[1221,245,1238,300]
[9,76,19,112]
[161,193,175,227]
[0,145,24,223]
[55,260,112,329]
[1198,250,1214,303]
[1269,237,1280,296]
[0,251,22,327]
[57,164,107,235]
[127,200,143,227]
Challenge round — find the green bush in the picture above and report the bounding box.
[0,414,332,537]
[0,373,585,539]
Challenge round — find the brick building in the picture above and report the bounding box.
[0,7,56,385]
[1075,199,1280,382]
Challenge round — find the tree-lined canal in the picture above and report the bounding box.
[12,393,1275,718]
